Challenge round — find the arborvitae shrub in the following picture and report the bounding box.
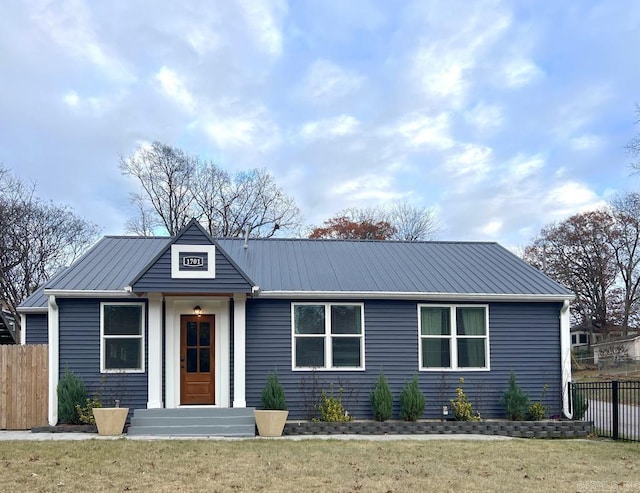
[57,367,87,424]
[261,371,287,410]
[500,371,530,420]
[370,370,393,422]
[400,375,425,421]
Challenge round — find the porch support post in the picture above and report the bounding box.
[233,294,247,408]
[147,293,164,409]
[48,296,59,426]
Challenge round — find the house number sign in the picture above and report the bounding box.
[182,256,204,267]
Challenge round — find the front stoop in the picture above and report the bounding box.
[127,408,256,437]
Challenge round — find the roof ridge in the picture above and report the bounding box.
[216,237,498,245]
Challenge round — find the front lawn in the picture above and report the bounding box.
[0,438,637,492]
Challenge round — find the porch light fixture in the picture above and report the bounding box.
[193,305,202,317]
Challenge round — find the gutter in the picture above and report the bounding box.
[43,289,135,298]
[258,290,574,302]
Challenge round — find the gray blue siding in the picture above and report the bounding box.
[25,313,48,344]
[245,299,562,420]
[132,224,253,294]
[57,298,148,412]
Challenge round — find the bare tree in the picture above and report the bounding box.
[120,142,197,235]
[523,210,619,332]
[124,194,162,236]
[122,143,301,238]
[310,203,439,241]
[628,104,640,171]
[0,166,100,328]
[387,202,440,241]
[609,192,640,335]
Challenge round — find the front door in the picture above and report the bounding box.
[180,315,215,405]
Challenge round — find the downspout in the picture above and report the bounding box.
[48,296,59,426]
[560,300,572,418]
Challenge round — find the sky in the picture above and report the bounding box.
[2,0,640,249]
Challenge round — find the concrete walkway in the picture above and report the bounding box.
[0,431,514,441]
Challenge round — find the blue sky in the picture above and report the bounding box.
[2,0,639,248]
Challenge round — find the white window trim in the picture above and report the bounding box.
[418,304,490,372]
[100,302,146,374]
[171,244,216,279]
[291,302,365,371]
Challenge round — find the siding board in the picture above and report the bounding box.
[245,299,563,420]
[57,298,148,411]
[25,314,48,344]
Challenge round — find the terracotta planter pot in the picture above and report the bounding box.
[254,410,289,437]
[93,408,129,436]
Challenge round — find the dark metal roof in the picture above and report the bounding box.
[18,235,573,311]
[47,236,169,291]
[217,238,573,296]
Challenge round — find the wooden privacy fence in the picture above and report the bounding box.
[0,344,48,429]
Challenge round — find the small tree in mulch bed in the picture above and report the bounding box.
[500,371,530,421]
[57,367,87,424]
[400,375,425,421]
[370,370,393,422]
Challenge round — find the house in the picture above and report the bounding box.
[17,219,575,431]
[0,308,18,344]
[571,327,592,350]
[593,335,640,365]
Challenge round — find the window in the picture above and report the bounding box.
[419,305,489,370]
[101,303,145,372]
[292,303,364,370]
[578,333,588,345]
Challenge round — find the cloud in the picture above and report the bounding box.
[499,59,543,88]
[201,103,281,152]
[331,174,403,203]
[464,102,504,132]
[302,59,365,103]
[570,134,605,151]
[543,181,607,220]
[445,143,493,177]
[506,154,545,181]
[155,66,195,112]
[29,0,135,83]
[300,115,360,140]
[238,0,287,57]
[393,113,454,150]
[407,1,512,106]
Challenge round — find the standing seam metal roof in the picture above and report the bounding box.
[18,235,573,311]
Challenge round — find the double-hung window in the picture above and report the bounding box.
[292,303,364,370]
[101,302,145,372]
[419,304,489,370]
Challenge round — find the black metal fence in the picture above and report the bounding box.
[570,381,640,442]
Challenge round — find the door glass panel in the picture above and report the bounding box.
[200,323,211,346]
[200,348,210,372]
[187,322,197,346]
[186,348,198,373]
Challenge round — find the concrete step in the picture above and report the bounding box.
[127,407,256,437]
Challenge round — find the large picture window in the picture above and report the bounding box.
[292,303,364,370]
[101,303,145,372]
[419,305,489,370]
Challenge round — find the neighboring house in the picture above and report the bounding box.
[593,335,640,365]
[17,219,575,427]
[0,308,18,344]
[571,327,592,350]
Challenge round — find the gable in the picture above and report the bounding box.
[130,220,254,294]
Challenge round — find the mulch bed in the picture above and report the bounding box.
[31,424,97,433]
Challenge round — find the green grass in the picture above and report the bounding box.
[0,438,638,492]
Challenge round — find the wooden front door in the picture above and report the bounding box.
[180,315,215,405]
